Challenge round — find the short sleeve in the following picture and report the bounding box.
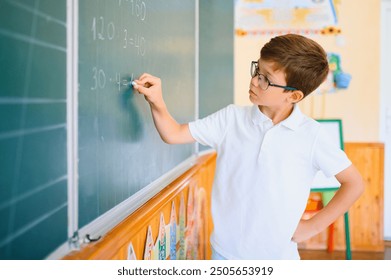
[188,105,232,149]
[312,126,352,177]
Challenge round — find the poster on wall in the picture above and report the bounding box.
[178,193,186,260]
[185,185,195,259]
[127,242,137,260]
[143,226,154,260]
[184,185,207,260]
[235,0,338,36]
[140,186,207,261]
[170,202,177,260]
[157,213,167,260]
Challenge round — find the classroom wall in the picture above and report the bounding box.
[234,0,381,142]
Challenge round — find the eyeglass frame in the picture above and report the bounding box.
[251,61,298,91]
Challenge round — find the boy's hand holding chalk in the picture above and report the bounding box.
[132,73,165,109]
[133,73,194,145]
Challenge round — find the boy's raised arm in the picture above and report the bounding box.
[133,73,195,144]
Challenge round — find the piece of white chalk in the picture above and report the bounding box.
[131,81,137,87]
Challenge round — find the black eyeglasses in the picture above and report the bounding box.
[251,61,298,91]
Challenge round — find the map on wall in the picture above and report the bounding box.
[235,0,338,36]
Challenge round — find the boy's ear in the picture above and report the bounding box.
[289,90,304,104]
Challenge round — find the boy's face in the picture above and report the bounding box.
[249,59,295,108]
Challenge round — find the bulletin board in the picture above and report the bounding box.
[235,0,337,36]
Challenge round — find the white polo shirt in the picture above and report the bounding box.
[189,104,351,260]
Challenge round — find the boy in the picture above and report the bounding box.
[133,34,364,260]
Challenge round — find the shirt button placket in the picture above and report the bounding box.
[258,122,273,161]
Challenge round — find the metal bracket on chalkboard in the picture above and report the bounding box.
[85,234,102,243]
[68,231,102,250]
[68,231,81,250]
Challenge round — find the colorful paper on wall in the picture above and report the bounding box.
[186,185,196,260]
[170,202,177,260]
[186,186,208,260]
[143,226,154,260]
[157,213,166,260]
[196,188,207,260]
[152,242,159,260]
[328,53,351,89]
[140,184,208,261]
[127,242,137,260]
[178,193,186,260]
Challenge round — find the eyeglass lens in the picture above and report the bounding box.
[251,62,268,90]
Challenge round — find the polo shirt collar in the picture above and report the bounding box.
[251,104,304,131]
[251,105,272,125]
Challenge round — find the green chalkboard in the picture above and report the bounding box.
[198,0,234,151]
[0,0,68,259]
[199,0,234,119]
[77,0,195,228]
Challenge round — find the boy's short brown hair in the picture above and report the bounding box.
[260,34,329,98]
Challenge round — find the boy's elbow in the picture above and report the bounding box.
[160,124,193,145]
[351,173,365,200]
[160,134,180,144]
[160,134,173,144]
[160,134,194,145]
[338,165,365,199]
[163,137,187,145]
[357,176,365,196]
[162,137,174,144]
[351,165,365,197]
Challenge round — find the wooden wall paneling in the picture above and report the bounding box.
[346,143,384,251]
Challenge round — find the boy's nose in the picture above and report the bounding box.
[250,76,258,87]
